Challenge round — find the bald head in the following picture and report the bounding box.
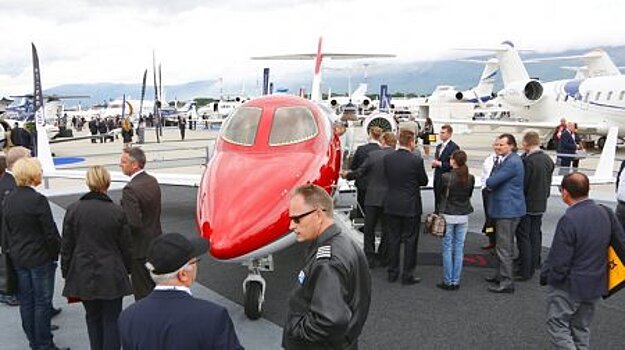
[561,172,589,200]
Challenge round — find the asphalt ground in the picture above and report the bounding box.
[46,186,625,349]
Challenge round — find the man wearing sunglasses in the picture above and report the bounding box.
[283,184,371,350]
[119,233,242,350]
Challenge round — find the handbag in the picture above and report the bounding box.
[424,175,451,238]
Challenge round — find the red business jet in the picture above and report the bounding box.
[38,38,394,319]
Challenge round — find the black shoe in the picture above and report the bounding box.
[401,276,421,285]
[51,307,62,318]
[487,285,515,294]
[54,347,70,350]
[514,275,532,282]
[2,296,19,306]
[387,273,398,283]
[51,324,59,331]
[436,282,453,291]
[451,284,460,291]
[484,276,500,283]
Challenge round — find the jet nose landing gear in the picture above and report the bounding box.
[242,256,273,320]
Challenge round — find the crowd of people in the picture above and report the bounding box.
[0,114,622,349]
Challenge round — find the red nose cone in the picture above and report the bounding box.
[198,150,321,259]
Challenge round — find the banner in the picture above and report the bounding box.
[139,69,147,118]
[262,68,270,95]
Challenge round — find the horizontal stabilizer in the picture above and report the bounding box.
[251,53,395,60]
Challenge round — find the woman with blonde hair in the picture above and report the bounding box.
[3,157,65,349]
[437,150,475,291]
[61,166,132,350]
[121,118,134,148]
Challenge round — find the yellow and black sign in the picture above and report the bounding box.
[606,236,625,298]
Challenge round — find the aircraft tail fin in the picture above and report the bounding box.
[310,37,323,102]
[594,126,618,181]
[474,58,498,97]
[351,83,368,100]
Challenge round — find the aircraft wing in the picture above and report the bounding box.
[422,118,606,135]
[251,53,395,60]
[45,169,202,187]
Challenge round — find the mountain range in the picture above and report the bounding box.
[46,45,625,107]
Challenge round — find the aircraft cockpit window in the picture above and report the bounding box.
[221,107,262,146]
[269,107,318,146]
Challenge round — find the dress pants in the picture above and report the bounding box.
[131,258,155,301]
[546,287,597,350]
[515,214,543,278]
[364,205,387,261]
[482,188,496,246]
[386,214,419,278]
[494,217,520,289]
[355,187,367,219]
[83,298,123,350]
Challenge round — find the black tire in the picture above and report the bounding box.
[597,136,606,150]
[244,281,263,320]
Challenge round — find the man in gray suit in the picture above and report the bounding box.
[120,147,162,300]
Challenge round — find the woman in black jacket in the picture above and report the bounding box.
[437,150,475,291]
[3,157,63,350]
[61,166,133,350]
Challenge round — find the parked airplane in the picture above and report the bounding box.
[427,58,499,104]
[487,42,625,147]
[328,82,372,112]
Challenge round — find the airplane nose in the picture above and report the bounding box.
[198,151,319,260]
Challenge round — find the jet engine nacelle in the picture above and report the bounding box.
[498,80,543,106]
[430,89,464,102]
[363,112,397,134]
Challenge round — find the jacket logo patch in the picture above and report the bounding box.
[298,270,306,285]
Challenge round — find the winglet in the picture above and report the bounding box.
[594,126,618,181]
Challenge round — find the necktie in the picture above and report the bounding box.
[490,156,500,175]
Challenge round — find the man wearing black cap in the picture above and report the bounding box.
[118,233,242,350]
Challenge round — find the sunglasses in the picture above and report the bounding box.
[289,208,319,224]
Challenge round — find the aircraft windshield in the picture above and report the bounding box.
[269,107,318,146]
[222,107,262,146]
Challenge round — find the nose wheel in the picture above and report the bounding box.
[242,256,273,320]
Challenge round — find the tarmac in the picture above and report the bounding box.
[1,124,624,349]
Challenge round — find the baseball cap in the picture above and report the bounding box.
[147,233,209,275]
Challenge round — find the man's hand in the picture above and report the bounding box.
[431,160,441,168]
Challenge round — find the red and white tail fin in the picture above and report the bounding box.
[310,37,323,102]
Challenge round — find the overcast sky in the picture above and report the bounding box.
[0,0,623,96]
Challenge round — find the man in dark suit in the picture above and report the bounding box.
[541,173,623,349]
[349,126,383,218]
[343,132,397,267]
[485,133,526,293]
[120,147,162,300]
[431,124,459,211]
[383,129,429,284]
[557,122,578,175]
[119,233,242,349]
[515,131,555,280]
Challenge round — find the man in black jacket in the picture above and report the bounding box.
[432,124,459,211]
[515,131,555,280]
[343,132,397,267]
[283,184,371,349]
[119,233,242,350]
[120,147,162,300]
[384,129,429,284]
[349,126,382,219]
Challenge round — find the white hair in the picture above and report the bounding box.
[145,261,193,285]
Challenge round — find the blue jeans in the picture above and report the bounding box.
[15,261,56,350]
[442,222,468,285]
